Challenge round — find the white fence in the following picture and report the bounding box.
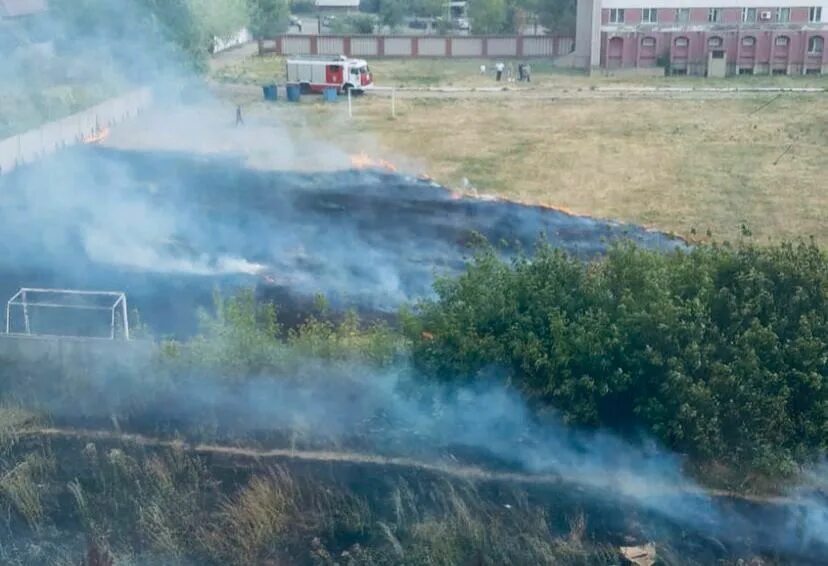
[262,35,575,58]
[0,88,152,176]
[213,28,252,54]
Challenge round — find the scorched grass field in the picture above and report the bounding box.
[213,55,828,244]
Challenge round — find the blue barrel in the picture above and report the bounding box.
[286,84,301,103]
[323,87,338,102]
[262,84,278,101]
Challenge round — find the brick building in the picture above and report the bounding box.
[574,0,828,75]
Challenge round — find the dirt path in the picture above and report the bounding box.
[369,84,826,100]
[20,426,803,506]
[210,79,825,102]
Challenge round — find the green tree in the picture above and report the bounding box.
[189,0,250,45]
[536,0,577,33]
[247,0,289,38]
[469,0,508,33]
[411,0,444,18]
[378,0,405,28]
[410,240,828,477]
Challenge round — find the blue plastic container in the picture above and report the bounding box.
[286,84,302,103]
[262,84,278,101]
[323,87,338,102]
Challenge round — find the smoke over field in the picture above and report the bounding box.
[0,144,826,563]
[1,3,826,563]
[0,146,680,336]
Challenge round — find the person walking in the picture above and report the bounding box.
[235,105,244,126]
[506,62,514,82]
[517,63,525,82]
[525,63,532,83]
[495,61,504,82]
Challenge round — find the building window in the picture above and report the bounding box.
[742,36,756,47]
[675,37,689,47]
[777,8,791,22]
[676,8,690,23]
[708,36,723,48]
[609,8,625,23]
[742,8,756,23]
[641,37,656,47]
[775,35,790,47]
[708,8,723,23]
[809,36,824,53]
[809,7,822,22]
[642,8,658,23]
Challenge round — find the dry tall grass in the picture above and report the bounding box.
[0,451,54,529]
[272,90,828,244]
[201,468,298,564]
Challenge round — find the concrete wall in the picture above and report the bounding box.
[264,35,575,58]
[575,0,604,70]
[0,88,153,176]
[0,334,156,371]
[212,28,251,54]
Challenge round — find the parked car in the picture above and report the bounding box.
[408,19,428,30]
[453,17,470,31]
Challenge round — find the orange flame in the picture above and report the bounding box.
[83,127,110,145]
[350,152,398,173]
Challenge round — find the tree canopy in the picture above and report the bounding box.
[247,0,289,38]
[469,0,509,33]
[407,240,828,476]
[378,0,406,28]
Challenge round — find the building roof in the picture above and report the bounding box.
[315,0,360,7]
[0,0,48,18]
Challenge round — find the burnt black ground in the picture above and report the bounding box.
[0,147,682,337]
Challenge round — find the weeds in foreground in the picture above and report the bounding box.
[0,451,54,529]
[201,468,298,564]
[0,435,639,565]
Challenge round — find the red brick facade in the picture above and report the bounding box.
[601,28,826,74]
[591,4,828,75]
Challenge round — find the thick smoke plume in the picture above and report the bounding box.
[1,2,825,563]
[0,147,681,335]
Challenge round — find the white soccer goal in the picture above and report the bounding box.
[4,288,130,340]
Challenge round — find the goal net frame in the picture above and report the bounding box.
[4,288,130,340]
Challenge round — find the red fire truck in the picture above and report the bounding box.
[286,55,373,94]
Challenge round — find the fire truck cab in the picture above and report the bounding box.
[286,55,373,94]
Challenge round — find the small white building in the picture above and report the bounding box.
[314,0,361,14]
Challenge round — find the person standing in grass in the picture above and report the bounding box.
[495,61,504,81]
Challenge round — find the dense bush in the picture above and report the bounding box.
[407,241,828,475]
[168,289,406,375]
